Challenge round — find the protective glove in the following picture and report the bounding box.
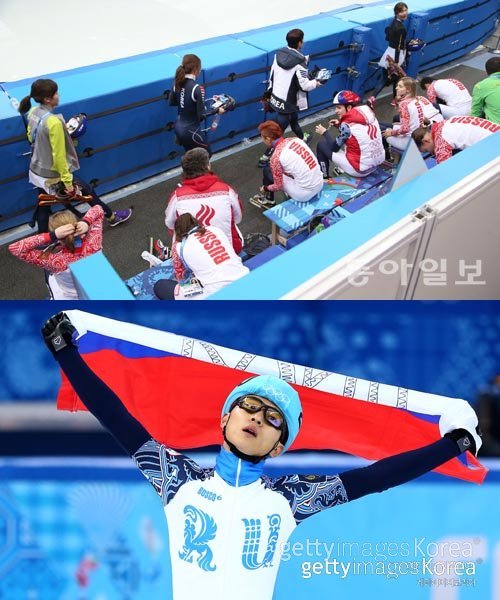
[439,402,482,456]
[41,312,77,355]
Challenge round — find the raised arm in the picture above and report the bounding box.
[267,408,481,524]
[340,430,475,502]
[42,312,151,456]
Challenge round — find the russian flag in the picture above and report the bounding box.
[57,310,487,484]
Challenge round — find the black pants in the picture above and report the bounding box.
[174,119,212,156]
[153,279,177,300]
[316,131,338,178]
[372,69,398,99]
[33,175,112,233]
[275,112,303,139]
[262,164,275,202]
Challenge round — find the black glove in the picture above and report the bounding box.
[42,312,77,355]
[444,428,482,456]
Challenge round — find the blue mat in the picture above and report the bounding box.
[125,260,175,300]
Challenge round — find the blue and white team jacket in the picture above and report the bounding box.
[133,440,349,599]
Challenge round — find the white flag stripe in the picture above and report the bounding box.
[66,310,467,420]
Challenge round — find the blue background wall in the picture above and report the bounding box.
[0,301,498,404]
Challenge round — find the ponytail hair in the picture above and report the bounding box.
[18,78,58,114]
[174,54,202,92]
[46,210,78,254]
[174,213,206,242]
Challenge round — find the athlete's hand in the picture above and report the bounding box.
[64,185,75,195]
[54,224,76,240]
[315,124,327,135]
[74,221,89,236]
[218,107,225,114]
[42,312,78,355]
[383,129,393,138]
[329,118,340,128]
[439,402,482,456]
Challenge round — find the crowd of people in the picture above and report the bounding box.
[7,8,500,299]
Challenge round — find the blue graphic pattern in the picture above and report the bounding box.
[133,440,213,506]
[178,505,217,572]
[241,513,281,570]
[263,169,390,233]
[263,474,349,524]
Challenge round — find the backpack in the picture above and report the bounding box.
[242,233,271,257]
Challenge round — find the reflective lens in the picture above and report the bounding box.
[237,395,285,430]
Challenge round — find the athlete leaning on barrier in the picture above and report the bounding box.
[18,79,132,232]
[169,54,225,155]
[43,312,482,600]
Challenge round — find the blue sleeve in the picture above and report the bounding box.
[133,439,213,506]
[339,437,461,502]
[55,346,151,456]
[264,437,461,523]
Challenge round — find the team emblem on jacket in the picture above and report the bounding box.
[179,505,217,571]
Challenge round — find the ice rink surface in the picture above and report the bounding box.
[1,0,387,81]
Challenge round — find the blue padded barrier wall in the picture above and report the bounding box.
[0,0,497,231]
[412,0,498,69]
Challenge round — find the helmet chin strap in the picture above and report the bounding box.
[222,420,280,464]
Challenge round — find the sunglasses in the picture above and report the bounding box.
[235,395,285,431]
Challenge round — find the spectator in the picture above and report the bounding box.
[8,206,104,299]
[17,79,132,233]
[315,90,385,178]
[165,148,243,253]
[420,77,472,118]
[471,57,500,125]
[154,214,249,300]
[383,77,443,152]
[250,121,323,209]
[412,116,500,163]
